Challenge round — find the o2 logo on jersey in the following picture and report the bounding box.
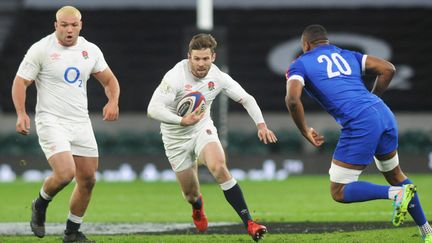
[64,67,83,87]
[267,33,412,90]
[317,53,352,78]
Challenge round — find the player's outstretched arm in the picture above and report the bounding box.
[11,75,33,135]
[93,67,120,121]
[285,78,324,147]
[366,55,396,97]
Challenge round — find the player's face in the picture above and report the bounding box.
[188,49,215,79]
[55,14,82,47]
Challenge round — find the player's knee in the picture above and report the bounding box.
[210,166,231,183]
[329,163,361,203]
[78,175,96,192]
[207,161,228,177]
[330,187,345,203]
[54,170,75,186]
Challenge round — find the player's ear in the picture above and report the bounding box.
[211,52,216,62]
[303,41,311,53]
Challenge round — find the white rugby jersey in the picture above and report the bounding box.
[148,59,265,140]
[17,33,108,122]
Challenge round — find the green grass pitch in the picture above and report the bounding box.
[0,174,430,242]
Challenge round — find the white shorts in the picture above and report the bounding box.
[36,116,98,159]
[163,124,220,172]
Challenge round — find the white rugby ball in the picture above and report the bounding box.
[176,91,206,117]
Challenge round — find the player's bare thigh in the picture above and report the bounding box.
[48,151,76,181]
[198,142,231,183]
[73,155,98,181]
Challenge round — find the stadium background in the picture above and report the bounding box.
[0,0,431,182]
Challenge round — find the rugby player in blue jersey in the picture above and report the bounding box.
[285,24,431,242]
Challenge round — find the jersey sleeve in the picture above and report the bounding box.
[220,72,249,102]
[16,43,43,81]
[350,51,367,74]
[286,59,306,86]
[220,72,265,124]
[147,72,183,125]
[91,44,109,74]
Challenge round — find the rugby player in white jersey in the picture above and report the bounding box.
[147,33,277,242]
[11,6,120,243]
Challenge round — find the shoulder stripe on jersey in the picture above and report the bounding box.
[287,74,305,86]
[362,55,368,75]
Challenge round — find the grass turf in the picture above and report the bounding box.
[0,174,430,242]
[0,227,424,242]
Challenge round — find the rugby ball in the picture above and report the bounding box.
[176,91,206,117]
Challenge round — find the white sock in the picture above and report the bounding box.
[68,212,83,224]
[419,222,432,238]
[40,188,52,200]
[388,186,402,200]
[220,178,237,191]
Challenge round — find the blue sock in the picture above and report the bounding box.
[396,178,427,226]
[343,181,389,202]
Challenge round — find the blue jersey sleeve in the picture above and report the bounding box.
[348,50,366,73]
[286,58,306,84]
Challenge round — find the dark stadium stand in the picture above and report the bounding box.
[0,8,432,113]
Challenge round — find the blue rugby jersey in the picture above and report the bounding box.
[286,44,382,125]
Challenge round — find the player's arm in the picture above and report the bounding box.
[147,79,203,126]
[365,55,396,97]
[93,67,120,121]
[240,95,277,144]
[12,42,41,135]
[11,75,33,135]
[285,78,324,147]
[222,74,277,144]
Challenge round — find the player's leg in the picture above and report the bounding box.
[330,104,400,203]
[198,141,266,241]
[377,151,432,239]
[61,122,98,242]
[375,104,430,235]
[163,131,208,231]
[195,126,253,227]
[329,159,394,203]
[62,156,97,240]
[32,118,76,238]
[199,141,253,224]
[31,151,76,238]
[176,164,200,204]
[176,165,208,232]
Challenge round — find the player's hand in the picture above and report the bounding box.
[180,107,204,126]
[103,101,119,121]
[304,127,324,147]
[257,123,277,144]
[16,113,31,135]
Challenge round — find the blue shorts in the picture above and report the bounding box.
[333,102,398,165]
